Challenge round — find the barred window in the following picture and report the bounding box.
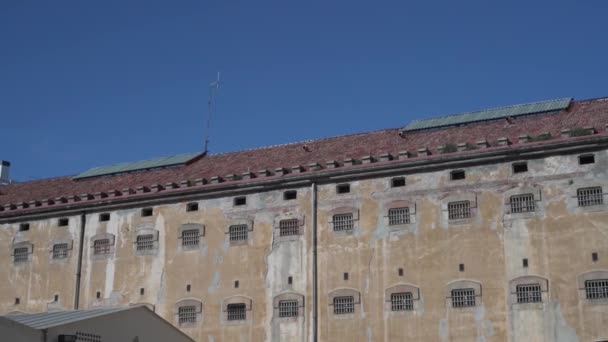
[516,284,542,303]
[278,300,299,317]
[333,296,355,314]
[227,303,246,321]
[391,292,414,311]
[182,229,200,247]
[279,219,299,236]
[333,213,354,232]
[93,239,110,255]
[510,194,535,213]
[136,234,155,251]
[451,288,476,308]
[577,187,603,207]
[448,201,471,220]
[13,247,29,263]
[585,279,608,300]
[388,207,410,225]
[75,332,102,342]
[178,306,197,324]
[52,243,69,259]
[229,224,248,242]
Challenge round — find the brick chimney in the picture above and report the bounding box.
[0,160,11,185]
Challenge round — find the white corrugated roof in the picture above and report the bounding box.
[2,306,136,329]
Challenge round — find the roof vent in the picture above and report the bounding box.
[0,160,10,185]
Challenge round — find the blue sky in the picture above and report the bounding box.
[1,1,607,181]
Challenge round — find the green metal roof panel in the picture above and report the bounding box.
[74,152,200,179]
[401,98,572,132]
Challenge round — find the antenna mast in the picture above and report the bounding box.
[205,72,221,154]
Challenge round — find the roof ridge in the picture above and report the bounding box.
[207,127,399,157]
[408,97,572,125]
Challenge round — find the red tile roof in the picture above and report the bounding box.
[1,97,608,216]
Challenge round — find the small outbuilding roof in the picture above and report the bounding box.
[3,306,133,330]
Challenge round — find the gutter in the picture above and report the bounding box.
[74,212,86,309]
[2,135,608,223]
[311,182,318,342]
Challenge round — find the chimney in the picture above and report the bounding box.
[0,160,10,185]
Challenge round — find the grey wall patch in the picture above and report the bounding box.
[207,270,220,294]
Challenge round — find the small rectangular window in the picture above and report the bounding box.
[279,219,299,236]
[459,264,465,272]
[391,177,406,188]
[52,243,69,259]
[512,162,528,174]
[450,170,466,181]
[577,187,604,207]
[336,184,350,194]
[592,252,599,262]
[99,213,110,222]
[585,279,608,300]
[279,300,299,317]
[15,298,20,305]
[283,190,297,200]
[516,284,542,303]
[391,292,414,311]
[58,218,69,227]
[579,154,595,165]
[234,196,247,206]
[178,306,197,324]
[186,202,199,212]
[229,224,248,242]
[523,258,529,268]
[448,201,471,220]
[333,296,355,314]
[13,247,29,263]
[388,207,410,225]
[227,303,247,321]
[141,208,153,217]
[510,194,535,213]
[333,213,354,231]
[136,234,155,251]
[93,239,111,255]
[19,223,30,232]
[343,272,349,280]
[181,229,200,247]
[451,288,476,308]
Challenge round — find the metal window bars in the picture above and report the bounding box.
[279,219,299,236]
[516,284,542,303]
[577,187,604,207]
[448,201,471,220]
[229,224,248,241]
[278,300,299,317]
[13,247,28,263]
[93,239,111,255]
[390,292,414,311]
[333,296,355,314]
[585,279,608,300]
[333,214,354,232]
[181,229,200,247]
[52,243,69,259]
[510,193,536,213]
[136,234,155,251]
[388,207,410,225]
[451,288,476,308]
[178,306,197,324]
[227,303,246,321]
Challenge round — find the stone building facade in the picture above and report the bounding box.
[1,97,607,341]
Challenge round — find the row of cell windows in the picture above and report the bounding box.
[12,184,604,235]
[175,279,608,325]
[331,186,604,231]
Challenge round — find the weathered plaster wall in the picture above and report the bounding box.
[1,150,608,341]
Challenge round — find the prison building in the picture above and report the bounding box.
[1,97,608,342]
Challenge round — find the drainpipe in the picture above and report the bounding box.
[74,212,86,309]
[311,182,318,342]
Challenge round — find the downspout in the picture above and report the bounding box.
[311,182,318,342]
[74,212,86,309]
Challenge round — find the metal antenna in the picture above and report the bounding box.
[205,72,221,154]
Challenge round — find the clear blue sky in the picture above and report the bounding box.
[1,1,607,181]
